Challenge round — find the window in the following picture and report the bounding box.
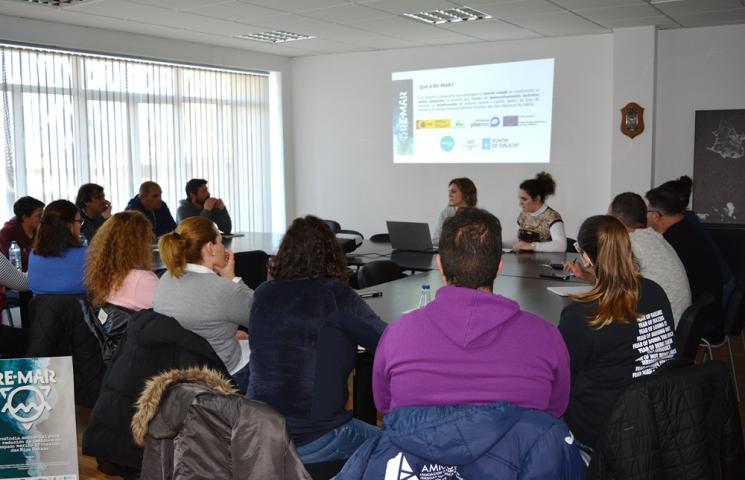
[1,44,279,232]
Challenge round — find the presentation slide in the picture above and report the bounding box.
[392,58,554,164]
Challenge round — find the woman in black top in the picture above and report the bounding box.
[558,215,677,449]
[247,216,386,463]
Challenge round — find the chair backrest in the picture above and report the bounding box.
[324,219,341,233]
[304,460,347,480]
[27,294,106,407]
[675,293,716,360]
[369,233,390,243]
[234,250,269,290]
[723,279,745,336]
[357,260,405,289]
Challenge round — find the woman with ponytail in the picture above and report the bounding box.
[153,216,253,392]
[513,171,567,252]
[558,215,677,450]
[27,199,87,295]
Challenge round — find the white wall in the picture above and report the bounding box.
[291,34,613,241]
[0,14,295,229]
[655,23,745,186]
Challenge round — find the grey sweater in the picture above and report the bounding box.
[176,199,232,234]
[153,269,253,371]
[630,227,692,326]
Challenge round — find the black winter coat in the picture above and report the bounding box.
[588,359,745,479]
[82,309,230,470]
[26,294,106,408]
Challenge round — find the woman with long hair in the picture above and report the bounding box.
[27,199,87,295]
[558,215,677,450]
[247,215,386,463]
[513,171,567,252]
[432,177,477,245]
[153,216,253,392]
[85,210,157,310]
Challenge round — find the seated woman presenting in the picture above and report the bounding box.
[432,177,477,245]
[153,216,253,393]
[559,215,677,451]
[513,171,567,252]
[247,215,386,464]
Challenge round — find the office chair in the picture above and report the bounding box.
[675,293,715,361]
[357,260,405,289]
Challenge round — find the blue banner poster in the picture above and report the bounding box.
[0,357,78,479]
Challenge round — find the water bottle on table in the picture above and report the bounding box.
[9,241,22,271]
[417,284,432,308]
[79,233,88,247]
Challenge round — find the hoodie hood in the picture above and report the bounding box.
[384,402,524,465]
[424,285,521,349]
[131,367,237,446]
[2,216,19,231]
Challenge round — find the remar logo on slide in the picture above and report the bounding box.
[440,136,455,152]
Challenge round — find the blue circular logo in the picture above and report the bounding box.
[440,136,455,152]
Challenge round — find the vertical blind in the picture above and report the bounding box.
[1,44,274,232]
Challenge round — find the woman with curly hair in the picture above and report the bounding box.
[513,171,567,252]
[27,199,87,295]
[247,215,386,463]
[153,216,253,392]
[85,210,157,310]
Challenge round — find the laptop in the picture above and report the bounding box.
[386,221,438,253]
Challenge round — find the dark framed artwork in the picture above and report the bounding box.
[693,109,745,225]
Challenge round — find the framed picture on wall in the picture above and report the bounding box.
[693,109,745,225]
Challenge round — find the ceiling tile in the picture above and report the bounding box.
[237,0,351,13]
[185,1,283,21]
[298,4,391,23]
[314,23,425,48]
[356,0,461,15]
[250,13,336,32]
[651,0,743,15]
[125,0,231,11]
[601,15,679,29]
[671,7,745,26]
[477,0,565,19]
[438,17,543,40]
[550,0,647,9]
[509,11,609,36]
[577,4,662,23]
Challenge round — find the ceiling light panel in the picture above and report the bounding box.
[14,0,91,5]
[403,6,492,25]
[236,31,316,44]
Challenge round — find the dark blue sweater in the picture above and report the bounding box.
[126,195,176,237]
[247,277,386,446]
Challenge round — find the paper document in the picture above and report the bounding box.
[547,285,592,297]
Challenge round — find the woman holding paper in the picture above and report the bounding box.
[558,215,676,452]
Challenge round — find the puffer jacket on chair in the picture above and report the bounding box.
[132,367,311,480]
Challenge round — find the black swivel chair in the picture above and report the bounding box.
[700,279,745,402]
[233,250,269,290]
[675,293,716,361]
[369,233,390,243]
[357,260,405,289]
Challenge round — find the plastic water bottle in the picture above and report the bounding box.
[8,241,22,271]
[417,284,432,308]
[79,233,88,247]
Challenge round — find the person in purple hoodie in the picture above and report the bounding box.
[373,207,571,418]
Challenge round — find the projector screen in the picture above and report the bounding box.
[392,58,554,164]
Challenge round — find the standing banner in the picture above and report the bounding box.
[0,357,78,479]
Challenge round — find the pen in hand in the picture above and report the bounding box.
[359,291,383,298]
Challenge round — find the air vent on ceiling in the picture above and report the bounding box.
[15,0,91,5]
[403,6,492,25]
[236,31,315,44]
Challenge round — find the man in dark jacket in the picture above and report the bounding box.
[126,181,176,237]
[337,402,586,479]
[132,367,310,480]
[75,183,111,241]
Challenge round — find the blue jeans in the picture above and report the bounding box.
[296,419,379,464]
[231,361,251,395]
